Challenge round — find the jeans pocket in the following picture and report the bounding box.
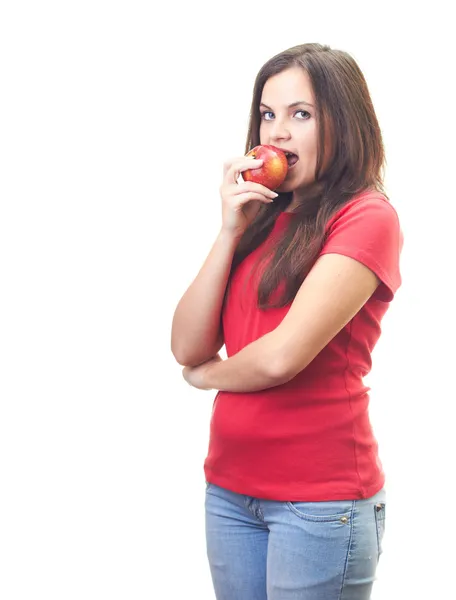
[374,502,386,560]
[286,500,353,523]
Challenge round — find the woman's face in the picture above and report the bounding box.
[259,66,323,194]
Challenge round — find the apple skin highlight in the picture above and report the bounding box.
[243,145,288,191]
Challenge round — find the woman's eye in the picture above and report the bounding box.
[295,110,311,119]
[261,111,274,121]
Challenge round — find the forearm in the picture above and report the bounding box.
[202,333,291,392]
[171,228,239,366]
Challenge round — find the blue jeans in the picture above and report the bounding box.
[205,483,386,600]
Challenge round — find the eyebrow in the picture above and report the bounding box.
[260,101,315,109]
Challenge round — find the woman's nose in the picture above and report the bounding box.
[270,119,291,142]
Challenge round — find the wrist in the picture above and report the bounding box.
[201,356,222,390]
[218,227,243,247]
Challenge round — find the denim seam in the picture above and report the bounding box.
[374,503,385,559]
[257,504,265,522]
[338,500,356,600]
[244,496,265,522]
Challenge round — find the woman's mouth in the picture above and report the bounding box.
[285,151,299,169]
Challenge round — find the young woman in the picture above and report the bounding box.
[171,43,403,600]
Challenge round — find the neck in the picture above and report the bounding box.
[286,181,325,212]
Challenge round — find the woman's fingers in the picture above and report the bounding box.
[219,156,278,237]
[223,158,264,184]
[235,181,278,199]
[232,192,274,206]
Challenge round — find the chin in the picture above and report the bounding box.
[276,180,296,194]
[278,173,318,195]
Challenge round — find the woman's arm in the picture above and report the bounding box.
[183,253,380,391]
[171,156,276,367]
[171,228,238,367]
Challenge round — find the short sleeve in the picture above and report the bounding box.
[320,195,403,302]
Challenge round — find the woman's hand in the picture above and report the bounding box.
[220,157,278,240]
[182,354,223,391]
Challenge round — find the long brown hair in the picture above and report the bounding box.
[228,43,386,309]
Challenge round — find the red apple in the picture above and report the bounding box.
[243,145,288,190]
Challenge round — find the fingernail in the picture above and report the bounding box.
[272,192,279,198]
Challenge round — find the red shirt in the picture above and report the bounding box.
[204,190,403,501]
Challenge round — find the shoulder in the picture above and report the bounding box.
[320,189,403,302]
[326,189,401,232]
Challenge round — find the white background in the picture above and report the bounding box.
[1,1,454,598]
